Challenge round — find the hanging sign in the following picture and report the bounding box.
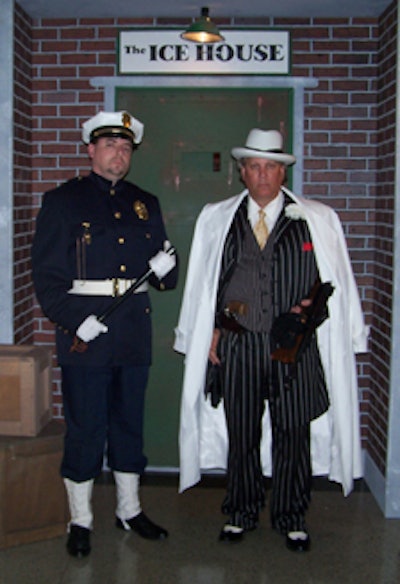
[118,29,290,75]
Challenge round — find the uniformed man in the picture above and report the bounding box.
[32,110,178,557]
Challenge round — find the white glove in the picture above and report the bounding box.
[76,315,108,343]
[149,242,176,280]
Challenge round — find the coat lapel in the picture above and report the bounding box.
[216,195,248,312]
[272,194,293,241]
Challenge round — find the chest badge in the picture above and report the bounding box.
[134,200,149,220]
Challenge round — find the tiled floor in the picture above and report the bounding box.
[1,476,400,584]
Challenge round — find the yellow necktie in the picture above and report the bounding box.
[253,209,269,250]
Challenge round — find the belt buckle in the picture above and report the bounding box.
[112,278,119,297]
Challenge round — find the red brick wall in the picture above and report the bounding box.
[368,4,397,475]
[14,4,35,344]
[13,3,396,471]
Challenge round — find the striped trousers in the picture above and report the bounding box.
[219,330,311,533]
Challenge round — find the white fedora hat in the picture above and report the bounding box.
[231,129,296,166]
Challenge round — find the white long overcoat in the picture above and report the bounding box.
[174,187,369,496]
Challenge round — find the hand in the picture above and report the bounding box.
[290,299,312,314]
[208,329,221,365]
[149,241,176,280]
[76,315,108,343]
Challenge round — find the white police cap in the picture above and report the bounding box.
[82,110,144,145]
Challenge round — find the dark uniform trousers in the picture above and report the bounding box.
[215,196,329,533]
[61,365,149,482]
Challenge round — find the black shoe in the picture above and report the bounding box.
[66,524,91,557]
[115,512,168,540]
[219,524,244,543]
[286,530,311,552]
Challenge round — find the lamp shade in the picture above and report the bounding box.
[181,6,224,44]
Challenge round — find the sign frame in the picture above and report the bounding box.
[117,28,291,76]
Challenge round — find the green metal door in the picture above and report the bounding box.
[116,87,293,468]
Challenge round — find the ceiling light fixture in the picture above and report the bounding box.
[181,6,224,44]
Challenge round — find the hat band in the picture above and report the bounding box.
[90,126,134,142]
[246,147,284,154]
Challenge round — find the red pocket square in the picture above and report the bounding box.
[303,242,313,251]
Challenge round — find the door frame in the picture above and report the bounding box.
[92,73,317,473]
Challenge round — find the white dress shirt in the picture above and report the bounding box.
[248,191,284,233]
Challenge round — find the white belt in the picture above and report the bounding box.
[68,278,148,297]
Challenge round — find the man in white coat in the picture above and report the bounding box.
[174,129,368,552]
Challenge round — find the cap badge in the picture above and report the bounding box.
[122,112,131,128]
[134,200,149,221]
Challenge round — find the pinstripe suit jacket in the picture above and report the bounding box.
[217,195,330,430]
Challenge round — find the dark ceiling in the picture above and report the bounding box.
[17,0,393,19]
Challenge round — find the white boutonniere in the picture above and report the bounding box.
[285,203,306,220]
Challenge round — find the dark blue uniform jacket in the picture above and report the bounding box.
[32,172,178,366]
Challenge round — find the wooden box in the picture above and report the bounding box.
[0,344,53,436]
[0,421,68,549]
